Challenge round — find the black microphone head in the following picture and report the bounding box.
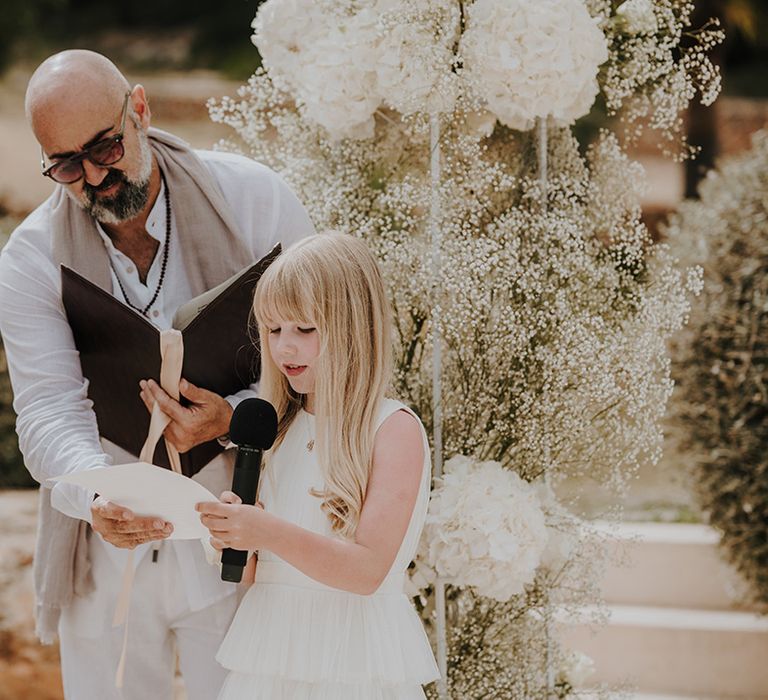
[229,398,278,449]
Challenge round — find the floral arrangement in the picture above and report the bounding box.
[664,131,768,610]
[419,456,550,602]
[251,0,721,150]
[209,0,720,694]
[254,0,609,135]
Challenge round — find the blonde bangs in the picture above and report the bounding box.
[254,251,320,332]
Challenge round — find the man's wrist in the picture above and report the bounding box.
[217,395,237,447]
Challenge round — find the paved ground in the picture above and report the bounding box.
[0,490,190,700]
[0,490,62,700]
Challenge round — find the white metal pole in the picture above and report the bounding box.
[429,113,449,700]
[538,115,548,209]
[536,114,557,700]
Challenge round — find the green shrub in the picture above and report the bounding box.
[666,130,768,609]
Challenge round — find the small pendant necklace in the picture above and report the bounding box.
[304,410,315,452]
[111,169,171,317]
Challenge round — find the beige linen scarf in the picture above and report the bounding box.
[35,127,253,643]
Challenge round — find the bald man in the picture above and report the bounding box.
[0,50,314,699]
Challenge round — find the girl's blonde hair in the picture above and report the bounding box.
[253,232,393,538]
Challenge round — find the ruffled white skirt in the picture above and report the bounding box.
[216,560,439,700]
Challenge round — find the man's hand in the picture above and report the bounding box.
[91,496,173,549]
[139,378,233,453]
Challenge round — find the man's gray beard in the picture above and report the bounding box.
[81,129,154,225]
[86,175,151,225]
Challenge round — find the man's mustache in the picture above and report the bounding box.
[83,169,126,199]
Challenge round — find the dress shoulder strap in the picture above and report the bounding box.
[374,397,417,431]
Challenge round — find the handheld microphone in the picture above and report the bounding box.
[221,398,278,583]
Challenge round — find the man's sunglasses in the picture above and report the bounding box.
[41,92,131,185]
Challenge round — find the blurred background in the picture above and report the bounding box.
[0,1,767,698]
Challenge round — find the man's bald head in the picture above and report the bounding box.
[25,50,131,139]
[26,50,157,224]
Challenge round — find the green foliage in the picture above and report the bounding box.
[666,130,768,609]
[0,0,67,72]
[1,0,264,79]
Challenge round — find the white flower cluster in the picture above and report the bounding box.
[252,1,379,139]
[595,0,723,158]
[419,455,550,602]
[252,0,459,139]
[461,0,608,130]
[253,0,609,138]
[616,0,659,34]
[375,0,461,117]
[250,0,721,155]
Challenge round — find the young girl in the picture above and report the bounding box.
[197,232,440,699]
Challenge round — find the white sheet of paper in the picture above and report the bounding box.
[49,463,219,540]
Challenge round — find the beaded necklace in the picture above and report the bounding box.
[111,169,171,317]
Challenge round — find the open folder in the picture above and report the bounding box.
[61,244,281,477]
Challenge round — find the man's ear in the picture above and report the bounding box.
[130,84,152,129]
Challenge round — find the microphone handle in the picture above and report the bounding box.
[221,446,263,583]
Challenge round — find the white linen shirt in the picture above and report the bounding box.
[0,150,315,609]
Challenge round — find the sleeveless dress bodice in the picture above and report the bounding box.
[216,399,440,699]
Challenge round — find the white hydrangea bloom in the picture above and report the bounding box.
[253,0,460,138]
[250,0,325,90]
[253,0,381,139]
[460,0,609,130]
[374,0,461,116]
[421,455,549,602]
[295,12,382,140]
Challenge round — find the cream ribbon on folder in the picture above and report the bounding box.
[113,328,184,688]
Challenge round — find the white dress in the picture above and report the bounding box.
[216,398,440,699]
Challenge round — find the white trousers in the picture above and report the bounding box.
[58,535,238,700]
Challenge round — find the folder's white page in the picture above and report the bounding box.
[49,463,218,540]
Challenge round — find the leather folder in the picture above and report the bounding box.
[61,244,280,477]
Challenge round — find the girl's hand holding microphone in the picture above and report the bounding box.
[198,396,277,582]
